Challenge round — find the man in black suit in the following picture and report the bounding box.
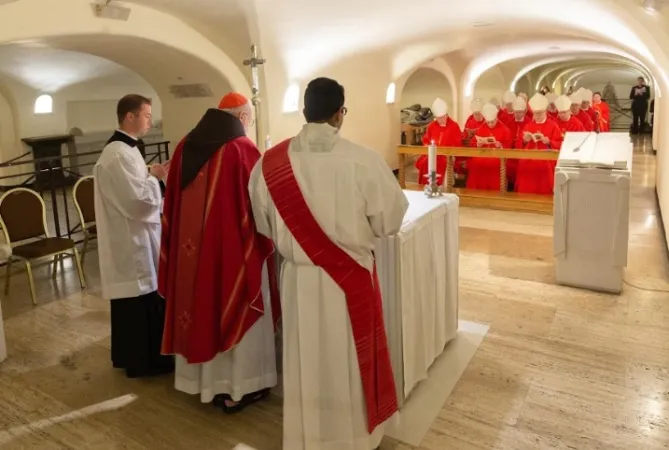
[630,77,651,134]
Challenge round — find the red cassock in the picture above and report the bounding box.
[416,118,463,186]
[467,121,513,191]
[592,102,611,132]
[159,124,281,365]
[583,107,599,132]
[515,120,562,195]
[507,116,532,185]
[547,110,559,122]
[575,110,595,131]
[556,115,587,138]
[497,109,514,127]
[462,115,484,142]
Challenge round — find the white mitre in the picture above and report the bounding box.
[431,97,448,117]
[471,98,484,112]
[570,92,582,104]
[555,95,571,112]
[529,93,549,111]
[546,92,558,104]
[482,103,499,122]
[512,96,527,111]
[582,89,594,102]
[502,91,516,104]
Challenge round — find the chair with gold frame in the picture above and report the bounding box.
[0,187,86,306]
[72,176,97,265]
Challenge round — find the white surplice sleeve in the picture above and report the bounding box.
[362,152,409,238]
[103,149,162,223]
[248,158,272,238]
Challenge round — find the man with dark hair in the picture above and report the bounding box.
[249,77,408,449]
[630,76,651,134]
[94,94,173,378]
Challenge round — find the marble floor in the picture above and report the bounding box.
[0,136,668,449]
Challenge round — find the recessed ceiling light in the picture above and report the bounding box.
[472,21,495,28]
[549,46,561,50]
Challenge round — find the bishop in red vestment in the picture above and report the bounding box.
[546,93,559,122]
[463,98,485,144]
[498,91,516,127]
[592,92,611,132]
[518,92,533,120]
[555,95,587,138]
[416,97,463,185]
[506,97,532,186]
[159,93,281,412]
[570,94,594,131]
[581,89,600,132]
[515,94,562,195]
[467,103,513,191]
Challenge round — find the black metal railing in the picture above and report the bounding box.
[0,141,170,249]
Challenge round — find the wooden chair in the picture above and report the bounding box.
[72,176,97,265]
[0,188,85,306]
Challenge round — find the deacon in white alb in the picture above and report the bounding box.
[94,94,173,378]
[249,77,409,450]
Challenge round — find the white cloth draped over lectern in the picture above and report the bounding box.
[376,191,459,405]
[553,132,633,293]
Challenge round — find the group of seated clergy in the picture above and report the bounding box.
[415,88,612,195]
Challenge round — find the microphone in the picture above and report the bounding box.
[572,131,595,153]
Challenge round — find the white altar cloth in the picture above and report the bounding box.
[376,190,459,404]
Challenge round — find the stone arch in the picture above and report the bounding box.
[0,0,253,146]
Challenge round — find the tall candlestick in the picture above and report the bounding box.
[428,139,437,174]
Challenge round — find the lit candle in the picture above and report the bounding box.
[428,139,437,175]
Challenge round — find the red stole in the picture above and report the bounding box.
[159,137,281,364]
[262,139,398,433]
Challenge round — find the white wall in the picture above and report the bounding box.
[400,68,453,114]
[473,66,506,104]
[0,72,163,185]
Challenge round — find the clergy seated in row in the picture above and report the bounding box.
[570,92,595,131]
[467,103,513,191]
[249,77,409,450]
[159,93,281,413]
[515,93,562,195]
[415,97,463,186]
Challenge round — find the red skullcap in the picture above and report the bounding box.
[218,92,249,109]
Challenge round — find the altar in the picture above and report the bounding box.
[376,190,459,405]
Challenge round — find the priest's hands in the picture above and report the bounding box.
[540,136,550,144]
[150,162,169,181]
[493,141,502,148]
[523,132,531,143]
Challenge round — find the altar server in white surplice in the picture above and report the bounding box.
[94,94,174,378]
[249,77,409,450]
